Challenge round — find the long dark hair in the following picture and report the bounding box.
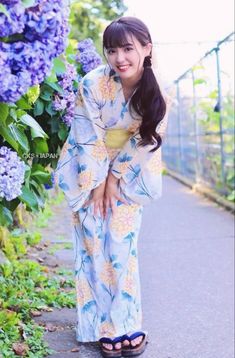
[103,16,167,152]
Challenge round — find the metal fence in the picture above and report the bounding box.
[163,32,235,198]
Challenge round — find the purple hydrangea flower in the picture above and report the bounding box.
[0,2,25,37]
[77,38,95,52]
[0,146,25,201]
[0,0,70,103]
[52,61,77,126]
[76,38,102,74]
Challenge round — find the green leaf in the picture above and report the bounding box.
[26,85,40,104]
[53,58,66,75]
[0,102,9,125]
[0,125,19,151]
[0,204,13,226]
[33,138,49,154]
[20,113,48,139]
[0,4,9,17]
[9,123,29,152]
[45,81,63,94]
[45,103,57,116]
[16,97,32,110]
[18,186,39,211]
[45,71,58,83]
[9,108,17,121]
[40,90,53,102]
[58,126,68,141]
[21,0,36,8]
[193,78,207,86]
[31,165,51,184]
[34,99,45,117]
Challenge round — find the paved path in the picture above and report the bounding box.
[35,176,234,358]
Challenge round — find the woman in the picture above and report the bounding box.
[55,16,170,358]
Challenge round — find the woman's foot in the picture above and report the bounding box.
[121,331,148,357]
[101,341,122,351]
[122,335,143,347]
[99,336,123,357]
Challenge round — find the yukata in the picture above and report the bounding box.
[54,65,168,342]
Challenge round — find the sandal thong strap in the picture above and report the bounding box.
[122,331,146,343]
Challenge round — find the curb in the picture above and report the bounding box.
[165,168,235,214]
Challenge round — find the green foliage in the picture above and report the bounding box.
[34,202,53,228]
[69,0,127,47]
[191,66,234,200]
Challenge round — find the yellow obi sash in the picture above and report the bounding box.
[105,128,131,149]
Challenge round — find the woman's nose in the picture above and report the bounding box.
[115,50,125,63]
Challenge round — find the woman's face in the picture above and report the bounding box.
[105,34,152,86]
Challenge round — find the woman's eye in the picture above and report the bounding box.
[107,49,115,54]
[125,47,133,52]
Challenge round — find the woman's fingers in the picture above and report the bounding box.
[116,195,128,205]
[110,197,117,216]
[82,199,91,208]
[93,199,104,218]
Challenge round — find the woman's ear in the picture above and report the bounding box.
[146,42,153,56]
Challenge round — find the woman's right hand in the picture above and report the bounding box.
[83,180,106,218]
[104,172,128,217]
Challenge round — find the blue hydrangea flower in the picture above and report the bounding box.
[77,38,102,74]
[52,61,77,126]
[0,146,25,201]
[77,38,95,52]
[0,0,70,103]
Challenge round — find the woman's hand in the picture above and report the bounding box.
[83,180,106,218]
[104,172,127,217]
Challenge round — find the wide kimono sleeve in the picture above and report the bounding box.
[110,102,170,206]
[54,78,109,212]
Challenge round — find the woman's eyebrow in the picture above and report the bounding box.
[106,43,134,50]
[121,42,134,47]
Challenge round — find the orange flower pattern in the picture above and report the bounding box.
[110,203,141,239]
[78,170,94,190]
[91,140,107,161]
[98,75,116,101]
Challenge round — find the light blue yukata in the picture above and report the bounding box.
[54,65,169,342]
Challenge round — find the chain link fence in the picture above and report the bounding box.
[163,32,234,200]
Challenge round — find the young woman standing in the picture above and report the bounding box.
[55,16,170,357]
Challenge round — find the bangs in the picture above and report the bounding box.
[103,22,132,49]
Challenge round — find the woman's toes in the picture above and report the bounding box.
[122,339,130,347]
[131,336,143,347]
[103,343,113,351]
[115,342,121,350]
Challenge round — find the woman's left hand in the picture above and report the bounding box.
[104,172,128,217]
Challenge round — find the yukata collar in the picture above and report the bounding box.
[108,67,122,83]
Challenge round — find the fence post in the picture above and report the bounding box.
[215,46,226,187]
[191,69,201,183]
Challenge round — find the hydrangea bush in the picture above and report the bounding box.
[0,3,103,226]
